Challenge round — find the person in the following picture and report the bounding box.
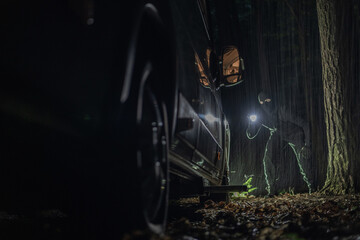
[246,91,313,195]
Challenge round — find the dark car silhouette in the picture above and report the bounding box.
[0,0,245,237]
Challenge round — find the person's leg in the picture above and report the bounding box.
[263,130,276,195]
[288,143,313,193]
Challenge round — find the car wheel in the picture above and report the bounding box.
[136,62,170,233]
[127,2,173,234]
[113,1,174,234]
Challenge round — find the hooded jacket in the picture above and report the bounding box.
[247,92,310,147]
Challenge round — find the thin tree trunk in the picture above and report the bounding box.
[316,0,354,194]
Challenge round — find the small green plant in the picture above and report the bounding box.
[279,187,295,195]
[231,176,257,199]
[282,233,306,240]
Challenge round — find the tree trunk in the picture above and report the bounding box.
[316,0,355,194]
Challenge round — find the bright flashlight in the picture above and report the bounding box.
[249,114,257,122]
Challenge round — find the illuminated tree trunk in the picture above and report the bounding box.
[316,0,355,194]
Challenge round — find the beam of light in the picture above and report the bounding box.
[249,114,257,122]
[199,114,218,124]
[204,114,217,124]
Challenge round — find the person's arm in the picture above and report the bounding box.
[246,120,262,140]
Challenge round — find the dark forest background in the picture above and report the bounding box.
[210,0,360,195]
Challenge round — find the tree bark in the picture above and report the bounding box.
[316,0,355,194]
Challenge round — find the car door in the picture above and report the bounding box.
[170,0,224,183]
[194,50,223,179]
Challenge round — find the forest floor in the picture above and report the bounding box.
[124,193,360,240]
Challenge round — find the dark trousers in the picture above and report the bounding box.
[263,129,313,195]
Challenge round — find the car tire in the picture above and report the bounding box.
[119,0,174,235]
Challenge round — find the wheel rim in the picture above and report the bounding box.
[137,62,169,233]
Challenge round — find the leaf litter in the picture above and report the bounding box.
[124,193,360,239]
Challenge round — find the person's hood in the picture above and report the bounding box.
[258,91,277,118]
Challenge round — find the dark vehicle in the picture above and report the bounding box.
[0,0,244,237]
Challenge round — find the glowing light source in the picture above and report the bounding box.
[204,114,217,124]
[249,114,257,122]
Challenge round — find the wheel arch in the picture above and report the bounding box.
[121,0,178,143]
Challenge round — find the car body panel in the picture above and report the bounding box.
[0,0,240,202]
[169,0,228,185]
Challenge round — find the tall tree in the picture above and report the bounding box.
[316,0,356,194]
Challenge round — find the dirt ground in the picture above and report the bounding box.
[0,193,359,239]
[124,193,360,240]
